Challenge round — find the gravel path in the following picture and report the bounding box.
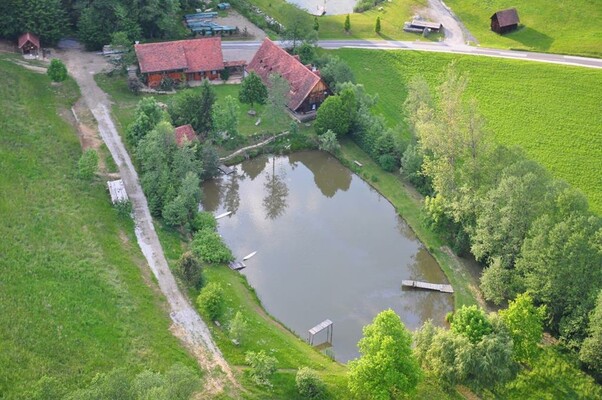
[426,0,477,45]
[58,47,236,395]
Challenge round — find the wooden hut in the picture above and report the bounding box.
[18,32,40,55]
[490,8,520,34]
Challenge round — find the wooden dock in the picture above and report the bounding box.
[218,164,234,175]
[308,319,333,345]
[229,261,246,271]
[402,280,454,293]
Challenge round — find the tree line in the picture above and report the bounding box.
[0,0,198,49]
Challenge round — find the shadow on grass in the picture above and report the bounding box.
[503,25,555,51]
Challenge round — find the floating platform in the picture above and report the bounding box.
[229,261,246,271]
[218,164,234,175]
[402,280,454,293]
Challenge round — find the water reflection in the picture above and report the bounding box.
[263,156,289,220]
[241,156,268,180]
[223,172,242,215]
[289,152,351,198]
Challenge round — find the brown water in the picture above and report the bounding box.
[202,151,453,362]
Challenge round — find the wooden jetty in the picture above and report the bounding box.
[216,211,232,219]
[107,179,128,203]
[402,280,454,293]
[308,319,333,346]
[218,164,234,175]
[229,261,246,271]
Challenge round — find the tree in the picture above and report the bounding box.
[313,17,320,31]
[162,172,202,229]
[245,351,277,386]
[169,90,203,133]
[192,228,234,264]
[348,309,421,399]
[296,367,326,399]
[580,290,602,376]
[19,0,67,45]
[294,42,316,65]
[77,149,98,180]
[47,59,68,82]
[197,282,225,320]
[212,95,240,143]
[198,79,217,135]
[229,311,248,345]
[264,73,290,133]
[375,17,381,34]
[499,293,546,363]
[318,129,340,154]
[176,251,204,289]
[198,145,220,180]
[480,257,515,305]
[192,211,217,232]
[239,72,268,109]
[281,12,312,50]
[344,15,351,33]
[450,305,492,344]
[314,96,351,137]
[320,56,355,90]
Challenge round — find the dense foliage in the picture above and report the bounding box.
[239,71,268,108]
[47,59,68,82]
[191,228,234,264]
[197,282,225,320]
[245,350,278,387]
[295,367,326,399]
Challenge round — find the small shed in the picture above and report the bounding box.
[18,32,40,55]
[490,8,520,34]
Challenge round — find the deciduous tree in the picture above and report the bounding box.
[197,282,225,320]
[314,95,351,137]
[212,95,240,142]
[239,72,268,109]
[499,293,545,363]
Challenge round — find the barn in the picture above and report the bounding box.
[490,8,520,34]
[18,32,40,55]
[247,38,330,117]
[134,37,226,88]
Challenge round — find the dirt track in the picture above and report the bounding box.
[57,47,236,395]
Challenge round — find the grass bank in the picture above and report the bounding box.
[446,0,602,57]
[0,56,197,397]
[333,48,602,214]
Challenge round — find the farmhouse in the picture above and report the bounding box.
[490,8,520,34]
[135,37,235,88]
[247,38,330,116]
[174,124,197,146]
[18,32,40,55]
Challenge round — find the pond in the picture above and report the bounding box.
[201,151,453,362]
[286,0,356,16]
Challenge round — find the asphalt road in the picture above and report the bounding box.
[222,40,602,69]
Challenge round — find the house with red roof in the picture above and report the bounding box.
[135,37,241,88]
[18,32,40,55]
[247,38,330,116]
[174,124,197,146]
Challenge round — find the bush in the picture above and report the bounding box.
[176,251,204,289]
[228,311,248,345]
[77,149,99,180]
[197,282,224,320]
[378,154,397,172]
[296,367,325,399]
[192,211,217,233]
[245,350,277,386]
[192,228,234,264]
[220,68,230,81]
[47,59,68,82]
[114,200,132,218]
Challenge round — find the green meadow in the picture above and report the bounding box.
[446,0,602,57]
[334,49,602,214]
[0,56,197,398]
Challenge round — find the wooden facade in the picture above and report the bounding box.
[297,80,329,113]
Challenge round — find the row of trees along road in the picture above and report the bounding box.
[0,0,199,48]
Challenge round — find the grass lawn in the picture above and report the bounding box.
[0,56,197,397]
[243,0,442,41]
[446,0,602,57]
[333,48,602,214]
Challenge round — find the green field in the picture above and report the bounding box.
[0,57,197,398]
[446,0,602,57]
[334,49,602,214]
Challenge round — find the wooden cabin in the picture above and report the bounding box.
[134,37,226,88]
[491,8,520,34]
[18,32,40,55]
[247,38,330,116]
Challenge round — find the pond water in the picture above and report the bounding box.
[286,0,356,16]
[201,151,453,362]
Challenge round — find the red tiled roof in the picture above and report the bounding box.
[135,37,224,74]
[247,39,324,111]
[224,60,246,67]
[491,8,520,27]
[18,32,40,49]
[174,124,197,146]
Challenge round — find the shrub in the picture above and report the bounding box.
[378,154,397,172]
[318,129,340,154]
[245,350,277,386]
[192,228,234,264]
[47,59,68,82]
[77,149,99,180]
[176,251,204,289]
[197,282,224,320]
[192,211,217,232]
[296,367,325,399]
[228,311,248,345]
[220,68,230,81]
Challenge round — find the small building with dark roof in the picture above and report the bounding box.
[18,32,40,55]
[134,37,229,88]
[247,38,330,116]
[174,124,197,146]
[490,8,520,34]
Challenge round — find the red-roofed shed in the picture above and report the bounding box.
[174,124,198,146]
[135,37,225,88]
[18,32,40,55]
[247,39,330,114]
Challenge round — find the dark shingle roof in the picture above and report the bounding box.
[135,37,224,74]
[492,8,520,27]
